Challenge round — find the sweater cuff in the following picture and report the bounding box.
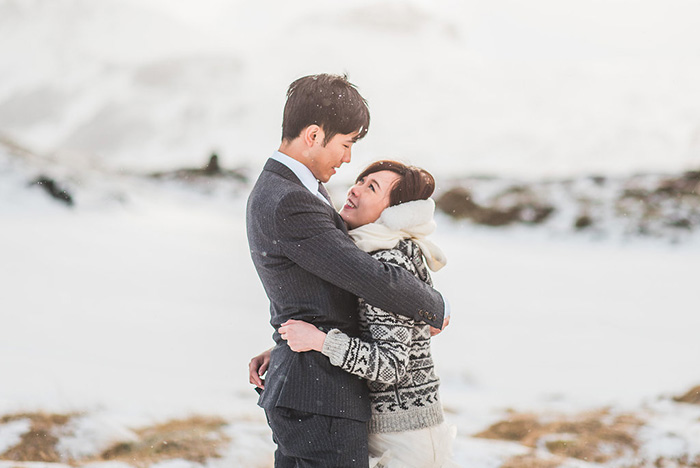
[321,329,351,367]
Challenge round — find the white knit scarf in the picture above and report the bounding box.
[348,198,447,272]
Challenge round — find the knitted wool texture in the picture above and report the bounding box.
[323,199,446,433]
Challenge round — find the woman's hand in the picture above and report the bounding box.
[279,319,327,352]
[430,315,450,336]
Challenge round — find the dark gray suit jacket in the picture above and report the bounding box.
[246,158,445,422]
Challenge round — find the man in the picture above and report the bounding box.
[246,73,447,467]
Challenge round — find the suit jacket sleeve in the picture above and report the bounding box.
[274,190,444,328]
[321,249,418,384]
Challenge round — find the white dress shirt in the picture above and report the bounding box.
[271,151,331,206]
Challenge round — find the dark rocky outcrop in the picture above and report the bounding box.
[436,169,700,239]
[149,153,247,182]
[436,186,555,227]
[30,176,73,206]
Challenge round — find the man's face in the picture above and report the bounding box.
[306,130,359,183]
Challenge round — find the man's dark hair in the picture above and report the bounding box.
[282,74,370,145]
[356,160,435,207]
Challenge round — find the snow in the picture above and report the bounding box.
[0,419,31,453]
[2,0,700,179]
[3,0,700,465]
[2,157,699,465]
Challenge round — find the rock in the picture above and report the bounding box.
[435,187,479,219]
[203,153,221,175]
[30,176,73,206]
[673,385,700,404]
[436,186,555,226]
[149,152,247,182]
[575,214,594,230]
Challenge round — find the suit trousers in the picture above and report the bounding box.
[265,406,369,468]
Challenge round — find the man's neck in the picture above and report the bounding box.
[278,142,313,174]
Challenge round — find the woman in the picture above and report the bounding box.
[278,160,456,468]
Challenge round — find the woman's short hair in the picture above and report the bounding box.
[282,74,370,145]
[356,160,435,207]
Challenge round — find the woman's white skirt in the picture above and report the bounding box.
[368,421,459,468]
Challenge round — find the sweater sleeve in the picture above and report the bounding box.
[321,248,417,384]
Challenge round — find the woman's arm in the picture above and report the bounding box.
[323,301,414,384]
[279,309,414,385]
[278,319,326,352]
[280,248,417,385]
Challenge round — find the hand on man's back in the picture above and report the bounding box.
[430,315,450,336]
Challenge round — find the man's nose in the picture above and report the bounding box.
[342,148,352,164]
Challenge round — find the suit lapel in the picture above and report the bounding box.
[263,158,303,186]
[263,158,347,229]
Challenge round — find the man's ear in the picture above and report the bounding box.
[302,125,324,147]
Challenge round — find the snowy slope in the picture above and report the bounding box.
[2,0,700,179]
[2,150,700,465]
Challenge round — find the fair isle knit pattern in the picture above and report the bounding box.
[322,239,444,433]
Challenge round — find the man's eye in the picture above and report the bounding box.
[369,185,376,192]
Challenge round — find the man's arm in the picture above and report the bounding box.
[274,191,445,328]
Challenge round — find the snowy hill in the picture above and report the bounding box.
[2,0,700,178]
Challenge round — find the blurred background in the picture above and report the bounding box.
[2,1,700,467]
[2,0,700,180]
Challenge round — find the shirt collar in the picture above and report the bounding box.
[271,151,321,198]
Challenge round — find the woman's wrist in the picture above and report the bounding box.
[314,330,327,352]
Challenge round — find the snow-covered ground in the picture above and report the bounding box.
[3,0,700,465]
[2,151,699,465]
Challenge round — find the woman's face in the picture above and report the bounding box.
[339,170,401,229]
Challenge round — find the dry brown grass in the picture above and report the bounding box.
[501,453,561,468]
[475,409,643,464]
[98,415,230,467]
[622,455,700,468]
[673,385,700,405]
[654,455,700,468]
[475,413,542,442]
[1,412,231,467]
[0,412,74,462]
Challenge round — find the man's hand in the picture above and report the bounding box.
[430,315,450,336]
[279,319,326,352]
[249,348,272,389]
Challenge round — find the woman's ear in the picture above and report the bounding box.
[302,125,324,147]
